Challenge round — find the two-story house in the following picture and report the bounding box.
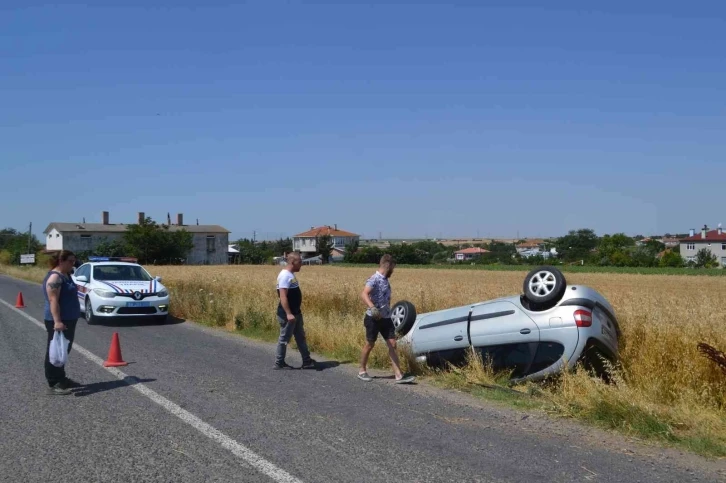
[43,211,230,265]
[679,225,726,267]
[292,225,360,261]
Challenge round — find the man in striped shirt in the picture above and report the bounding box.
[357,254,414,384]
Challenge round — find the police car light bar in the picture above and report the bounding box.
[88,256,139,263]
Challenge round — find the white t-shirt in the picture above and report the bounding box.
[276,269,302,317]
[276,270,299,290]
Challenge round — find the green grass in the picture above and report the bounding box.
[423,368,726,459]
[334,263,726,276]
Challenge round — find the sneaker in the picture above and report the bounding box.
[301,359,316,369]
[47,383,71,395]
[273,361,295,370]
[357,372,373,382]
[395,374,415,384]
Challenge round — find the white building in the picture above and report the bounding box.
[43,211,230,265]
[292,225,360,261]
[453,247,489,261]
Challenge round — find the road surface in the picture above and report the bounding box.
[0,274,723,482]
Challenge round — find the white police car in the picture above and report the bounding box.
[71,257,170,324]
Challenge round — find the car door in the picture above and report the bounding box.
[468,301,541,377]
[468,301,540,348]
[411,305,471,359]
[72,264,91,308]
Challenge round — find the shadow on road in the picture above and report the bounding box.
[310,360,342,371]
[72,376,156,397]
[88,315,186,328]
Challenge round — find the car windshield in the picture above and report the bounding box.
[93,264,153,282]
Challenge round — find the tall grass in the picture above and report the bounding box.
[3,262,725,456]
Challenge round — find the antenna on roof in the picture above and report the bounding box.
[196,218,199,225]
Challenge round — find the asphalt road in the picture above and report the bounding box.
[1,274,723,483]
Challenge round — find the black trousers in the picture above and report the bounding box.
[44,319,78,387]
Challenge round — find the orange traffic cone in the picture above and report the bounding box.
[15,292,25,308]
[103,332,128,367]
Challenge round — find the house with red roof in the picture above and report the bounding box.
[292,225,360,259]
[679,225,726,267]
[454,247,490,261]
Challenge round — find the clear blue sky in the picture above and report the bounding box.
[2,1,724,241]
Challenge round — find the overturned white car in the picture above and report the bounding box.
[391,266,620,383]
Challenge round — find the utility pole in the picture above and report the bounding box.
[27,222,32,254]
[253,230,256,243]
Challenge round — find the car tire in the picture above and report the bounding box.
[391,300,417,336]
[522,266,567,309]
[85,298,97,325]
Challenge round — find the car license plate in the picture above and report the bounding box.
[127,301,151,307]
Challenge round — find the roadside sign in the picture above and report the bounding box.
[20,254,35,264]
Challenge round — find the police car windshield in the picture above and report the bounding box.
[93,264,153,282]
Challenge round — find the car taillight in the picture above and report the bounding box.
[573,309,592,327]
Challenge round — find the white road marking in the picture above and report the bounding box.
[0,298,303,483]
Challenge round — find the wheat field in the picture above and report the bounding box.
[3,263,725,455]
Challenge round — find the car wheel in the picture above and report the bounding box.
[391,300,417,336]
[85,298,96,324]
[522,266,567,308]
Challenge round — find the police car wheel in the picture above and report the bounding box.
[85,298,96,324]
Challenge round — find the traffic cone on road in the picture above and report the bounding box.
[15,292,25,308]
[103,332,128,367]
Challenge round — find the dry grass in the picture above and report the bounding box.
[4,263,726,456]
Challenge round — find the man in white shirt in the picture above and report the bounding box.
[274,252,316,370]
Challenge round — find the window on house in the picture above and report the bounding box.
[206,235,216,252]
[687,243,695,250]
[722,244,726,251]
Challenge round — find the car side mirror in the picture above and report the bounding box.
[76,275,88,283]
[154,276,162,282]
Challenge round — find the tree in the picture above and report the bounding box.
[659,250,684,268]
[123,217,193,264]
[165,229,194,264]
[233,239,269,264]
[475,241,517,265]
[0,227,42,264]
[94,237,128,257]
[343,238,360,262]
[316,234,334,264]
[555,229,599,262]
[271,237,293,256]
[695,248,718,268]
[597,233,634,258]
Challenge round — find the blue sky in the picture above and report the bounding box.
[2,1,724,241]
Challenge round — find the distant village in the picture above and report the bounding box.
[36,211,726,268]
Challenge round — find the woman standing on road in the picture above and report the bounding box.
[42,250,82,395]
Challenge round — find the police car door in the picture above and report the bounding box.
[72,264,91,309]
